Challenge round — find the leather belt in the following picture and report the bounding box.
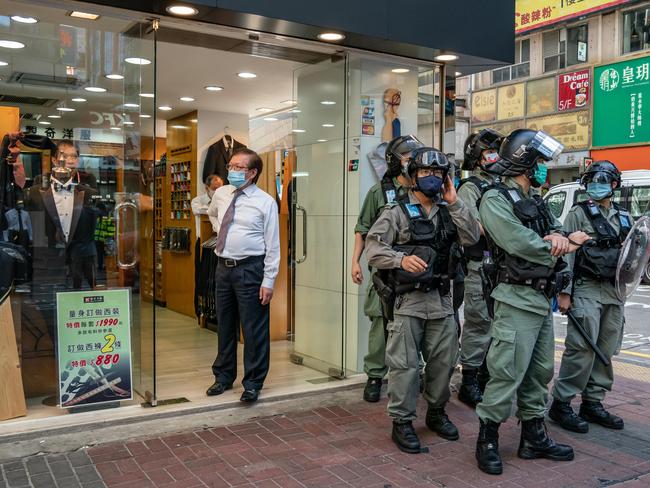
[218,255,264,268]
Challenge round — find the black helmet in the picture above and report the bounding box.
[406,147,450,178]
[385,135,424,177]
[462,128,504,171]
[580,160,621,188]
[485,128,564,176]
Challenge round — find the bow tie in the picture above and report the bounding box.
[52,182,74,192]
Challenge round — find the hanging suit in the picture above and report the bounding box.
[201,136,246,184]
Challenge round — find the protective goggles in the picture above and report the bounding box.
[414,149,449,168]
[581,170,617,185]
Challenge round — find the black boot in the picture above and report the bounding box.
[391,421,421,454]
[517,417,574,461]
[363,377,382,403]
[548,399,589,433]
[425,405,459,440]
[476,419,502,475]
[477,360,490,393]
[579,400,624,430]
[458,368,483,408]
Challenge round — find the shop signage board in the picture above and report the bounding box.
[546,150,589,169]
[593,56,650,147]
[515,0,631,34]
[527,77,557,116]
[527,111,590,151]
[558,69,590,112]
[497,83,525,120]
[471,89,497,124]
[473,120,523,137]
[56,289,133,408]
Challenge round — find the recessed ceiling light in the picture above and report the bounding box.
[317,139,328,143]
[110,126,121,130]
[263,117,278,122]
[171,125,189,129]
[281,99,296,105]
[38,121,50,125]
[0,61,8,66]
[317,32,345,41]
[125,57,151,65]
[204,85,223,91]
[256,107,272,113]
[105,73,124,80]
[0,40,25,49]
[320,100,336,105]
[455,71,462,76]
[57,107,75,112]
[85,86,106,92]
[123,103,139,108]
[47,115,61,119]
[166,5,199,16]
[71,97,86,102]
[11,16,38,24]
[391,68,410,73]
[139,114,151,118]
[158,106,172,111]
[237,72,257,79]
[139,93,154,98]
[322,123,334,128]
[292,129,306,133]
[179,96,195,102]
[68,11,100,20]
[123,121,135,125]
[290,109,301,113]
[435,54,459,61]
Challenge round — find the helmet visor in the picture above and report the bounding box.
[529,131,564,160]
[477,129,503,150]
[389,135,423,161]
[589,171,616,185]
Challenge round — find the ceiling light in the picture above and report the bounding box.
[190,118,198,123]
[455,71,462,76]
[139,114,151,118]
[317,139,328,143]
[290,109,301,113]
[38,121,50,125]
[110,127,121,131]
[71,97,86,102]
[317,32,345,41]
[68,11,100,20]
[123,103,139,108]
[139,93,154,98]
[171,125,189,129]
[47,115,61,119]
[256,107,272,113]
[105,73,124,80]
[435,54,459,61]
[292,129,306,133]
[391,68,410,73]
[11,16,38,24]
[57,107,75,112]
[237,72,257,79]
[0,40,25,49]
[204,85,223,91]
[166,5,199,16]
[320,100,336,105]
[85,86,106,92]
[322,123,334,128]
[0,61,7,66]
[123,121,135,125]
[281,99,296,105]
[125,57,151,65]
[263,117,278,122]
[179,96,195,102]
[158,106,172,111]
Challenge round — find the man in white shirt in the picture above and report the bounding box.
[191,174,223,237]
[206,148,280,403]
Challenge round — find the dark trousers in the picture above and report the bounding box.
[70,255,96,289]
[212,255,270,390]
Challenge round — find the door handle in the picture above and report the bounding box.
[296,204,307,264]
[114,198,138,269]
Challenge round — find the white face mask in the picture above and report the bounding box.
[482,151,499,164]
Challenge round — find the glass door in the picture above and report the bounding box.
[291,55,347,378]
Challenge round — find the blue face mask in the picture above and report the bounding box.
[228,170,247,188]
[417,175,444,197]
[586,182,613,200]
[530,162,548,188]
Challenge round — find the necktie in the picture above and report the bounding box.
[215,188,243,255]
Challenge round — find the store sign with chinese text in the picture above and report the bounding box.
[471,89,497,124]
[515,0,631,34]
[526,111,590,151]
[558,69,590,112]
[56,289,132,408]
[546,150,588,169]
[497,83,525,120]
[593,56,650,147]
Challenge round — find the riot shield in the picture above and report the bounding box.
[615,216,650,301]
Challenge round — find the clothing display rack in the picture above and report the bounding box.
[197,234,219,328]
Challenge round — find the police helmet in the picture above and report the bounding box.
[580,160,622,188]
[385,135,424,177]
[462,128,504,171]
[484,128,564,177]
[406,147,450,179]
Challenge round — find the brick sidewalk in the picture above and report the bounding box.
[2,374,650,488]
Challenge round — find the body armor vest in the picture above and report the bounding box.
[458,175,490,261]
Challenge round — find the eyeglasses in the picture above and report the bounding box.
[418,169,444,178]
[57,153,78,160]
[227,164,249,172]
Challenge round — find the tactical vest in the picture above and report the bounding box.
[458,175,490,261]
[575,200,632,281]
[380,175,399,205]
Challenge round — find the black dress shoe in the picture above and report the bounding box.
[240,389,260,403]
[206,382,232,396]
[549,399,589,433]
[391,421,421,454]
[579,400,624,429]
[363,377,382,402]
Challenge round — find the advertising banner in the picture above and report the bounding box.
[593,56,650,147]
[516,0,631,34]
[56,289,132,408]
[558,69,591,112]
[527,77,557,116]
[527,111,590,151]
[471,89,497,124]
[497,83,525,120]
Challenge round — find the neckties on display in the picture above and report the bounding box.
[215,188,243,255]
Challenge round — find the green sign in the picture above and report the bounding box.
[594,56,650,147]
[56,289,132,408]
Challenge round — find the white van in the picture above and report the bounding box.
[543,169,650,282]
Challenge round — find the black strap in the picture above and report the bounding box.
[578,200,624,243]
[380,176,398,205]
[458,175,490,193]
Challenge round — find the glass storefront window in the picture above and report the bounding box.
[623,7,650,54]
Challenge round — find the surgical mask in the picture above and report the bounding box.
[417,175,444,197]
[586,182,613,200]
[228,170,246,188]
[529,163,548,188]
[482,151,499,164]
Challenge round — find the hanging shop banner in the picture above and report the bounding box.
[471,89,497,124]
[56,289,133,408]
[497,83,525,120]
[527,77,557,116]
[527,111,590,151]
[593,56,650,147]
[515,0,631,34]
[558,69,591,112]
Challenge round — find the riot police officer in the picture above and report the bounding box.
[365,148,480,453]
[456,128,503,407]
[474,129,591,475]
[352,135,424,402]
[549,161,631,433]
